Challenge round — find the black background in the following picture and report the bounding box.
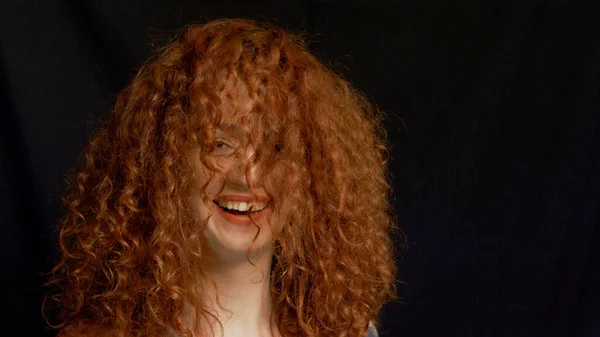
[1,1,599,336]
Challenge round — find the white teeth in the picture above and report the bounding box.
[217,201,266,212]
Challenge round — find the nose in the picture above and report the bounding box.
[226,144,258,187]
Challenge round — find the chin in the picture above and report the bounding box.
[202,219,273,261]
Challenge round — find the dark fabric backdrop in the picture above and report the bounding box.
[1,1,598,336]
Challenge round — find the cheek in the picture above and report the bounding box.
[266,178,295,231]
[271,164,307,229]
[187,177,208,220]
[188,159,224,216]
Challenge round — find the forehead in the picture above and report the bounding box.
[214,76,278,140]
[218,76,254,122]
[207,70,291,139]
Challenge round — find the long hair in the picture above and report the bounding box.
[44,18,398,337]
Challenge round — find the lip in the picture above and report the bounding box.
[214,194,270,203]
[213,194,270,226]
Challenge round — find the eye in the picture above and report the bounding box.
[274,142,283,153]
[216,139,227,148]
[213,138,234,156]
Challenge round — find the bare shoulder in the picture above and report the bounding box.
[367,321,379,337]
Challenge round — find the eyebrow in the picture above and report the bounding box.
[216,122,245,142]
[217,122,241,134]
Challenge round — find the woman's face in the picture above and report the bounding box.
[188,79,275,262]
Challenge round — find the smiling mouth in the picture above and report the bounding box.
[212,200,268,216]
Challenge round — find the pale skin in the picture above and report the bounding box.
[186,77,281,337]
[63,77,376,337]
[62,79,279,337]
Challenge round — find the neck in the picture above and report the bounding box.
[200,248,277,336]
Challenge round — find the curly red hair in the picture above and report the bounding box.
[44,18,398,337]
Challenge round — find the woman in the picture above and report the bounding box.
[44,18,397,337]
